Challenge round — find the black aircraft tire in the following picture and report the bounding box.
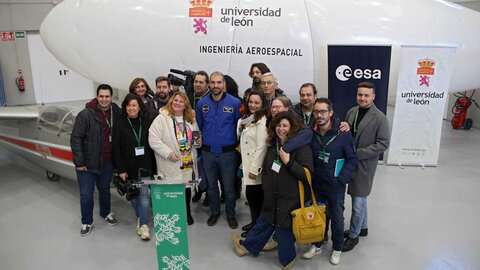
[46,170,61,182]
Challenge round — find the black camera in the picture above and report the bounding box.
[168,69,196,93]
[114,177,140,201]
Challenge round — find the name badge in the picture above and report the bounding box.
[318,151,330,163]
[271,160,281,173]
[135,146,145,156]
[179,137,188,148]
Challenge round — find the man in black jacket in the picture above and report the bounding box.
[70,84,121,236]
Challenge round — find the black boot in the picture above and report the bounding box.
[185,188,194,225]
[191,188,204,202]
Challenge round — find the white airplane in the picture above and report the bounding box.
[39,0,480,98]
[2,0,480,182]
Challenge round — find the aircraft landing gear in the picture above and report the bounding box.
[46,170,60,182]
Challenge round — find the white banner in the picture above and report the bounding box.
[387,46,456,167]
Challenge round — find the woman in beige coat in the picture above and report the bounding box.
[149,92,200,225]
[237,90,269,236]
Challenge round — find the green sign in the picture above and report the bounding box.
[151,184,190,270]
[15,32,25,38]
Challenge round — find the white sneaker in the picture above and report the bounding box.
[139,224,150,240]
[302,244,323,259]
[136,218,141,236]
[330,250,342,265]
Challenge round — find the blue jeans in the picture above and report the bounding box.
[76,161,113,225]
[202,150,236,217]
[348,196,368,238]
[197,154,208,192]
[241,217,296,267]
[318,192,345,251]
[130,185,150,225]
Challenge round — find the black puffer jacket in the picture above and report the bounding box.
[70,100,120,174]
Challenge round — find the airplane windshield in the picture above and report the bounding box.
[39,106,80,134]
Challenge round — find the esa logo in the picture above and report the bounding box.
[335,65,381,81]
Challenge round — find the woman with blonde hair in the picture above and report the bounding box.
[148,91,200,225]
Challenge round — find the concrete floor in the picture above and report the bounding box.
[0,121,479,270]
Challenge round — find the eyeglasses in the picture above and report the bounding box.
[271,105,284,110]
[260,81,275,86]
[312,109,330,116]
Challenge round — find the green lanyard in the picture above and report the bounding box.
[275,140,281,161]
[101,106,113,129]
[315,131,340,151]
[127,117,142,147]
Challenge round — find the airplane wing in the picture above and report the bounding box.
[0,106,39,120]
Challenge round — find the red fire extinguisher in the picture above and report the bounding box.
[16,69,25,92]
[451,90,479,130]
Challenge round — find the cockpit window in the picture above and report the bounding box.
[39,106,78,134]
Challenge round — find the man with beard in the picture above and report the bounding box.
[342,82,390,252]
[147,76,171,121]
[293,83,317,127]
[189,71,211,205]
[187,70,210,112]
[303,98,358,265]
[246,63,270,92]
[196,71,242,229]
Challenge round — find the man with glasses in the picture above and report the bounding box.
[259,72,286,107]
[303,98,358,265]
[342,82,390,252]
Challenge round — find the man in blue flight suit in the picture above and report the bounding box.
[196,71,242,229]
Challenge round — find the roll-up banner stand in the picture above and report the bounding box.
[151,183,190,270]
[327,45,391,120]
[387,46,456,167]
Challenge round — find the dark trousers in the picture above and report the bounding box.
[76,161,113,225]
[245,185,263,224]
[241,217,296,267]
[318,192,345,251]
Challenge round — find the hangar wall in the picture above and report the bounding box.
[0,0,479,128]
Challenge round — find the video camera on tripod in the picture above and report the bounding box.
[168,69,196,93]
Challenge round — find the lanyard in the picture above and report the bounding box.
[127,117,142,147]
[303,111,312,125]
[101,106,113,129]
[315,131,340,151]
[172,116,187,142]
[274,140,282,162]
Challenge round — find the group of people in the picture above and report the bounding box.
[70,63,390,269]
